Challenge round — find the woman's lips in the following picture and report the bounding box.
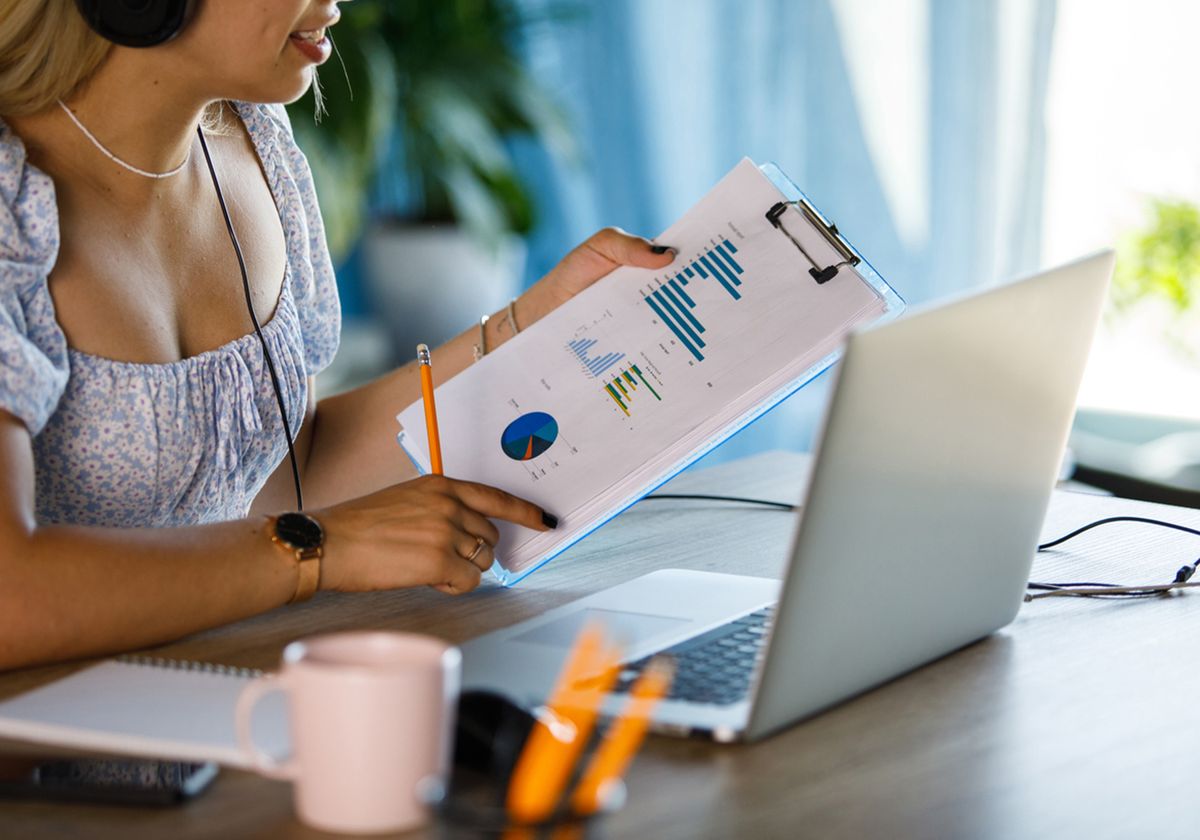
[289,28,331,63]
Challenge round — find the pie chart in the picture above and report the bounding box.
[501,412,559,461]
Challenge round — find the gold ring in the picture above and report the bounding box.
[466,536,486,563]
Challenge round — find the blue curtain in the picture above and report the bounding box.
[509,0,1058,465]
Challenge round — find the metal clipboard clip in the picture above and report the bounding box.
[766,199,860,284]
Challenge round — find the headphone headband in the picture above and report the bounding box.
[74,0,197,48]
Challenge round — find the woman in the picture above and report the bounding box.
[0,0,674,670]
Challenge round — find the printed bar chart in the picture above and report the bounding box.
[631,364,661,400]
[602,364,662,416]
[568,337,626,377]
[604,382,629,415]
[691,237,744,301]
[644,236,744,363]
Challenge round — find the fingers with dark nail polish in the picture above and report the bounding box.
[541,511,559,529]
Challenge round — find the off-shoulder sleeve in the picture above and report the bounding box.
[0,121,69,435]
[245,102,341,377]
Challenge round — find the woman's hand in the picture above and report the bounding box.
[522,227,677,320]
[315,475,554,596]
[307,228,671,596]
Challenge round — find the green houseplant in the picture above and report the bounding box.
[1113,197,1200,362]
[1067,198,1200,499]
[285,0,576,263]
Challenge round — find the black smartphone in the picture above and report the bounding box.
[0,757,218,806]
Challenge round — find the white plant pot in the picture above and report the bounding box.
[362,223,527,361]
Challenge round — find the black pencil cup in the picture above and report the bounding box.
[431,690,627,838]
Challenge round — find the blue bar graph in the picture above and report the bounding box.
[645,294,704,362]
[689,238,744,301]
[668,278,694,307]
[694,257,740,300]
[568,337,625,376]
[716,240,743,272]
[660,284,703,334]
[705,254,741,292]
[708,248,742,286]
[653,289,705,348]
[643,235,746,364]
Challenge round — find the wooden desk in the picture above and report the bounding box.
[2,451,1199,839]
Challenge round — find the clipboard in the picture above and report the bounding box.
[759,161,903,304]
[397,159,905,586]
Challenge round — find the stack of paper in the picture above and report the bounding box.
[397,159,900,585]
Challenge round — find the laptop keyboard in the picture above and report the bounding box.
[612,606,774,706]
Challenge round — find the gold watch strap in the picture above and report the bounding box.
[290,545,322,604]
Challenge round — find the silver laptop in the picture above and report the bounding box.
[461,251,1114,742]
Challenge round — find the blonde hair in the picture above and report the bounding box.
[0,0,243,132]
[0,0,112,117]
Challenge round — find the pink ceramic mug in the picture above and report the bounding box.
[235,631,461,834]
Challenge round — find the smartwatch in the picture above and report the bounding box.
[268,512,324,604]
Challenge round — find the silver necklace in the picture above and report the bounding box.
[57,99,190,179]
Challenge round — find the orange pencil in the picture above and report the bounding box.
[416,344,443,475]
[570,657,674,814]
[506,623,622,823]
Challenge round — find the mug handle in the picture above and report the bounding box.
[235,675,297,780]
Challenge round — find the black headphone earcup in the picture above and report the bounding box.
[452,690,537,789]
[74,0,196,48]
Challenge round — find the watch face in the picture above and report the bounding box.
[275,512,324,550]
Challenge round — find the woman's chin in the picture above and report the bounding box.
[238,72,318,107]
[283,70,319,104]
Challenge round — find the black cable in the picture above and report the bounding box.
[1037,515,1200,551]
[1032,515,1200,598]
[197,127,304,511]
[640,493,797,511]
[1026,581,1119,590]
[640,493,1200,601]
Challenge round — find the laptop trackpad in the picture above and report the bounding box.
[511,608,690,648]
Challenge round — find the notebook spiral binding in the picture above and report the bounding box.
[116,654,264,679]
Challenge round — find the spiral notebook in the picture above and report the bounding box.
[0,657,289,768]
